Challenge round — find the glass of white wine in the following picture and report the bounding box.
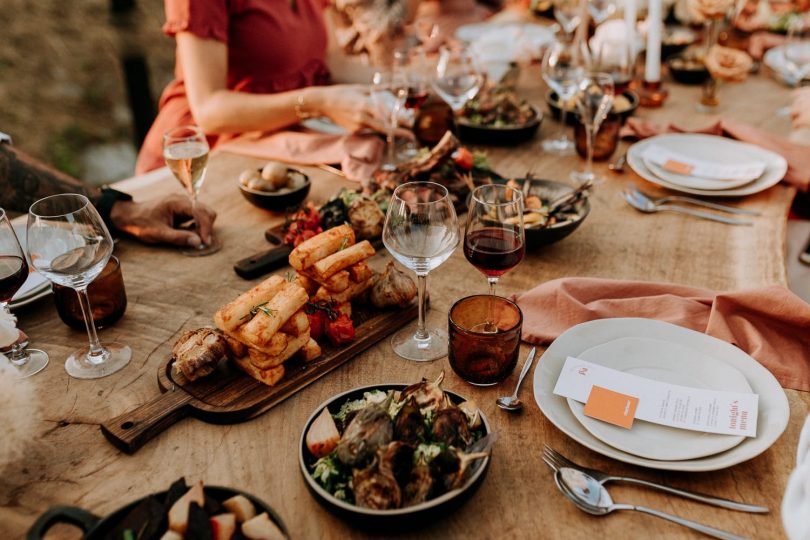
[163,125,221,256]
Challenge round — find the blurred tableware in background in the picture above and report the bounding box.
[431,45,484,136]
[553,0,583,38]
[448,295,522,386]
[541,40,589,154]
[53,255,127,331]
[372,69,408,171]
[575,113,621,161]
[667,53,710,85]
[571,72,615,184]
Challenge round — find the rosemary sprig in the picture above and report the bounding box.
[337,237,350,251]
[242,301,277,320]
[285,270,297,282]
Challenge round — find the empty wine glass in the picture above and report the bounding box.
[542,39,589,154]
[372,70,408,172]
[554,0,583,38]
[784,17,810,84]
[394,48,430,159]
[588,0,616,25]
[27,194,131,379]
[431,46,484,135]
[0,208,49,378]
[571,72,615,185]
[463,184,525,333]
[382,181,459,361]
[163,125,221,256]
[593,38,636,94]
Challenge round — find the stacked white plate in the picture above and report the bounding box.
[534,318,790,471]
[9,223,51,310]
[627,134,788,198]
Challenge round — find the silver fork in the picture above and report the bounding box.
[622,189,754,226]
[631,187,762,216]
[542,446,768,513]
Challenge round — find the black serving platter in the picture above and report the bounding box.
[27,485,289,540]
[546,89,639,125]
[458,105,544,146]
[299,383,492,532]
[238,167,311,212]
[495,178,590,250]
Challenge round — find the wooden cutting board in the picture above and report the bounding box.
[101,303,417,454]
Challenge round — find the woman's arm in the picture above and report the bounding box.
[177,33,390,135]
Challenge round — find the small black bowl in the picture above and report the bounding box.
[667,54,710,85]
[546,90,639,125]
[495,178,590,250]
[457,105,543,146]
[662,26,698,60]
[238,168,310,212]
[28,486,289,540]
[299,383,492,532]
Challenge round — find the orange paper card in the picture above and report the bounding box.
[662,159,694,176]
[583,385,639,429]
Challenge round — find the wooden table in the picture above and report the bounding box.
[2,67,807,540]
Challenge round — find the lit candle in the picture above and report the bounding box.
[645,0,662,83]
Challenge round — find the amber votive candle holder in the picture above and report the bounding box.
[53,255,127,330]
[448,295,523,386]
[574,114,621,161]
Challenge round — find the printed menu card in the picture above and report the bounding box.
[554,357,759,437]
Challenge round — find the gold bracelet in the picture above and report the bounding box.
[294,92,312,121]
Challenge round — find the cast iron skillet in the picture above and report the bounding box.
[27,486,289,540]
[299,383,492,532]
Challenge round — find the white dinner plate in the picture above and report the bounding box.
[9,223,51,307]
[764,43,810,85]
[628,134,787,198]
[641,157,758,191]
[566,337,750,461]
[534,318,790,472]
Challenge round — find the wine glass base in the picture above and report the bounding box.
[542,137,575,155]
[65,342,131,379]
[12,349,49,379]
[182,236,222,257]
[390,324,449,362]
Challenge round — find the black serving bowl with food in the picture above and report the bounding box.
[495,178,590,250]
[667,54,710,85]
[662,26,698,60]
[28,485,289,540]
[299,382,492,531]
[238,166,310,212]
[458,105,543,146]
[546,89,639,125]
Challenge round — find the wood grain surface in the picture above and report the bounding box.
[1,61,807,540]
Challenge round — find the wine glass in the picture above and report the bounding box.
[554,0,583,39]
[784,17,810,85]
[431,46,484,135]
[27,194,131,379]
[463,184,525,333]
[542,39,589,154]
[382,181,459,361]
[588,0,616,25]
[0,208,49,378]
[372,70,409,172]
[163,125,221,256]
[395,48,430,160]
[593,38,636,94]
[571,72,615,185]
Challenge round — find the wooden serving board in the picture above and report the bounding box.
[101,303,417,454]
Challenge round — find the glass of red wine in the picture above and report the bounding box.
[463,184,525,333]
[0,208,49,377]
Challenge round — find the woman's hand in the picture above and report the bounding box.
[307,85,413,138]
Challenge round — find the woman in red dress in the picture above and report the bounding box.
[136,0,405,174]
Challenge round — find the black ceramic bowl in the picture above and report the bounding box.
[546,90,639,125]
[238,167,310,212]
[299,383,492,532]
[28,486,289,540]
[457,105,543,146]
[662,26,698,60]
[496,178,590,250]
[667,54,710,85]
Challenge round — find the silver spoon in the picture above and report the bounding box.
[623,189,753,226]
[608,152,627,173]
[553,468,747,540]
[496,347,536,412]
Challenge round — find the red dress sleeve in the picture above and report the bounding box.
[163,0,229,43]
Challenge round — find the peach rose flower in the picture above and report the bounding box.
[687,0,735,20]
[704,45,753,82]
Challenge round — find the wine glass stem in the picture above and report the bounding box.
[487,277,498,328]
[415,273,429,340]
[386,126,396,166]
[76,287,106,363]
[559,108,569,141]
[0,303,29,366]
[585,125,595,178]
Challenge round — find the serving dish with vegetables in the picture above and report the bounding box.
[299,374,494,529]
[458,87,543,145]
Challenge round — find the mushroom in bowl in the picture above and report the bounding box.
[238,161,311,212]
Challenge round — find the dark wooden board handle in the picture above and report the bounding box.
[100,387,196,454]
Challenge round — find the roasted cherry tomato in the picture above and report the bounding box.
[307,309,328,341]
[452,147,474,170]
[325,314,355,346]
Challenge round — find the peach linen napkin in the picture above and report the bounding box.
[218,129,384,182]
[621,117,810,192]
[512,277,810,391]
